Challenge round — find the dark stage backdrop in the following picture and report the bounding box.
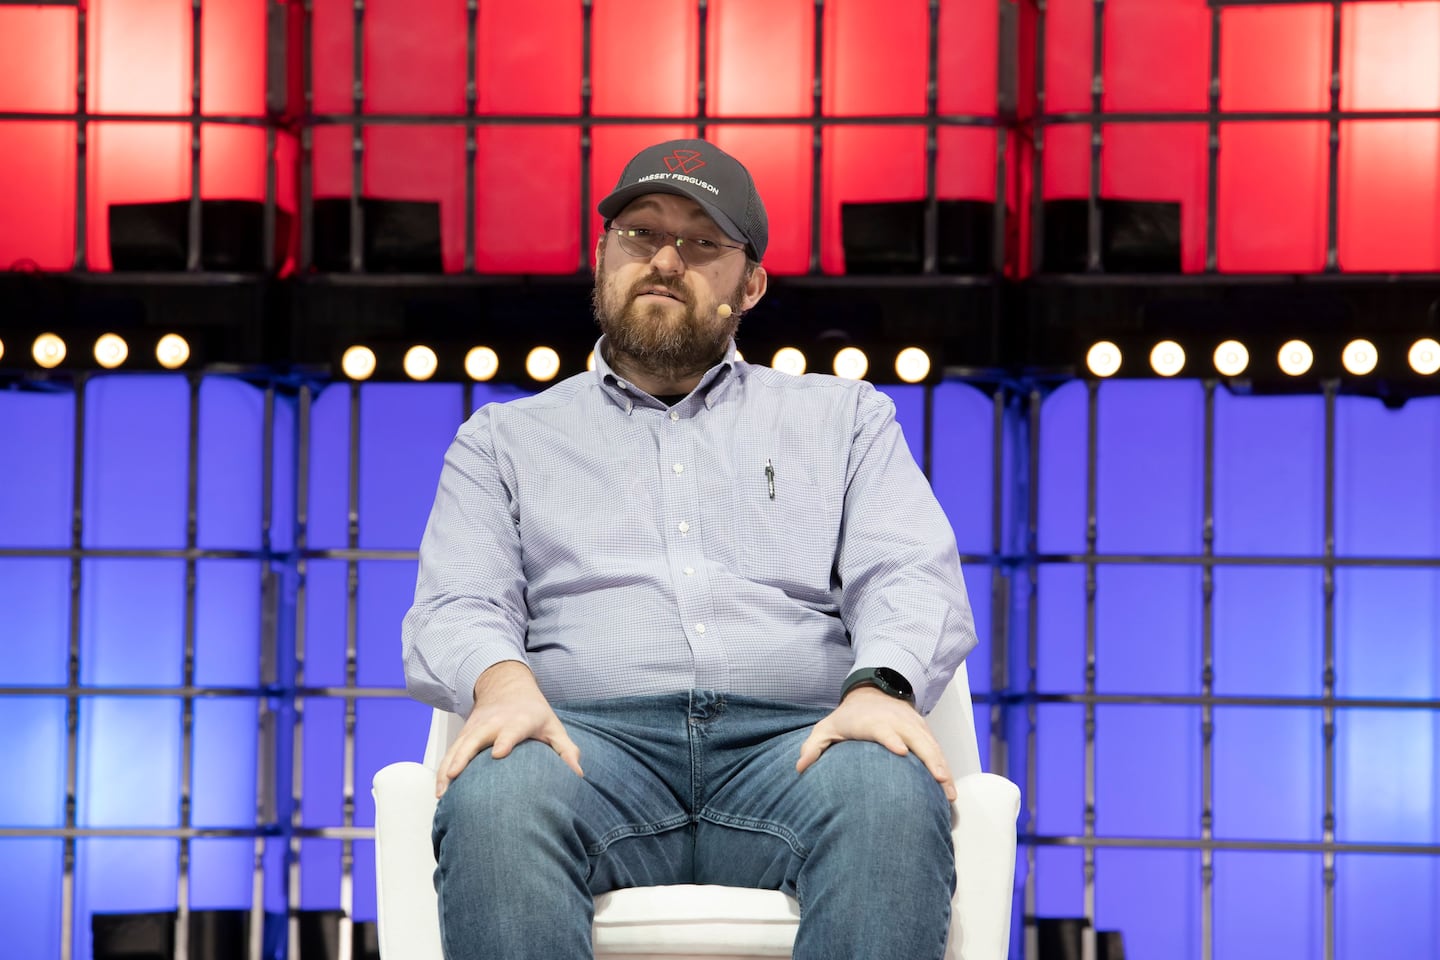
[1,375,1437,959]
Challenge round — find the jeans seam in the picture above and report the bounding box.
[585,811,692,858]
[696,808,812,859]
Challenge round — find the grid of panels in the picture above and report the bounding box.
[4,371,1439,959]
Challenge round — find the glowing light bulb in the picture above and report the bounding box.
[526,346,561,382]
[1213,340,1249,377]
[0,337,5,363]
[33,333,66,369]
[771,347,807,377]
[94,334,128,369]
[466,347,499,382]
[404,345,439,381]
[1277,340,1313,377]
[1408,338,1440,376]
[1341,339,1377,376]
[1149,340,1186,377]
[895,347,931,384]
[156,334,190,370]
[833,347,869,380]
[586,351,596,372]
[1086,341,1122,378]
[342,346,377,381]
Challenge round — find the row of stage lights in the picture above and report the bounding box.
[4,332,192,370]
[1086,338,1440,378]
[339,344,937,383]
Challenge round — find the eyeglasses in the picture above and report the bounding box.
[608,224,746,266]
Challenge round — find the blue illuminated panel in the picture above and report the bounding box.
[0,388,73,548]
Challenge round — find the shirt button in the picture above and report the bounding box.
[672,463,684,474]
[695,623,706,634]
[678,521,690,534]
[683,566,695,576]
[669,410,680,422]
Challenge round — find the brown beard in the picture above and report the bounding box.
[592,248,746,382]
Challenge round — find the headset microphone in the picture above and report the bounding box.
[717,303,733,320]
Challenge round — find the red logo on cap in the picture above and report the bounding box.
[664,150,706,175]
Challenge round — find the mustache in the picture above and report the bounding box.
[626,272,692,303]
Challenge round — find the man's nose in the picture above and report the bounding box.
[648,240,686,277]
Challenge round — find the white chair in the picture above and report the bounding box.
[372,662,1021,959]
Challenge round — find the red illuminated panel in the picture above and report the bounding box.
[0,123,76,271]
[708,0,812,117]
[1338,122,1440,273]
[310,0,352,114]
[477,0,581,114]
[1342,2,1440,112]
[1217,123,1327,273]
[709,126,812,275]
[821,126,927,273]
[822,0,927,116]
[591,0,697,117]
[88,0,190,115]
[310,125,352,199]
[364,126,468,272]
[1101,124,1207,272]
[0,8,76,113]
[1219,4,1330,112]
[87,123,190,270]
[365,0,466,115]
[201,0,266,115]
[1041,122,1090,198]
[200,125,266,198]
[938,0,999,116]
[474,126,581,273]
[1043,0,1093,114]
[588,124,698,253]
[936,127,999,200]
[1102,0,1209,112]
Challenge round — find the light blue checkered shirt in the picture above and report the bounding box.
[401,337,976,717]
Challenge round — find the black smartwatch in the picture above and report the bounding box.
[841,667,915,704]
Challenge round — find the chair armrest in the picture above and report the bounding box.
[373,761,444,960]
[948,772,1022,960]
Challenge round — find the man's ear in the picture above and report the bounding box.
[741,264,768,313]
[593,236,605,273]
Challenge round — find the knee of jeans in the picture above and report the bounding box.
[434,740,585,844]
[807,741,952,845]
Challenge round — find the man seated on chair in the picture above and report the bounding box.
[402,138,977,960]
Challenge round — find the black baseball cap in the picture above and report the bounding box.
[597,139,769,261]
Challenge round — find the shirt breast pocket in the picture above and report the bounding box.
[735,465,839,596]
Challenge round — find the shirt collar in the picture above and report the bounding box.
[593,336,741,414]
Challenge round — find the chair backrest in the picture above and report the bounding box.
[422,660,983,777]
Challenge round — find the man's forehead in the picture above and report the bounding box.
[618,193,715,224]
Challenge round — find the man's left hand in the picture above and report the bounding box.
[796,686,957,801]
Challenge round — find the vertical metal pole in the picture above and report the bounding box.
[1082,379,1099,960]
[696,0,710,140]
[921,385,935,481]
[188,0,205,272]
[988,386,1009,779]
[1029,0,1048,274]
[175,374,203,960]
[1022,385,1041,960]
[579,0,594,273]
[349,0,366,272]
[809,0,825,275]
[1203,3,1221,273]
[288,385,313,959]
[1323,2,1342,272]
[1200,381,1217,960]
[300,0,315,271]
[1086,0,1105,273]
[922,0,940,275]
[1321,382,1338,960]
[251,383,279,960]
[340,382,363,960]
[464,0,477,272]
[74,2,89,270]
[60,373,89,960]
[993,0,1015,276]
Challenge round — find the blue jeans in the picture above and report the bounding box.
[432,691,955,960]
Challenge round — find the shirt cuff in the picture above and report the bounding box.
[847,644,936,714]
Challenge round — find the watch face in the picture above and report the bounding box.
[874,667,914,699]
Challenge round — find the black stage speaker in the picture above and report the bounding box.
[108,200,294,272]
[312,198,443,273]
[1040,198,1181,273]
[1033,916,1128,960]
[92,912,174,960]
[840,200,998,274]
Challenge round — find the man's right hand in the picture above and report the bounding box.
[435,660,584,798]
